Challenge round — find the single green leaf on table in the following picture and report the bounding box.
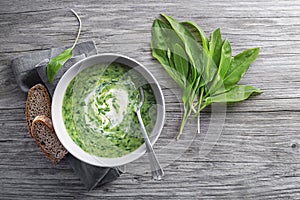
[182,21,209,52]
[173,43,189,81]
[152,51,185,89]
[202,29,223,95]
[47,9,81,84]
[151,20,170,64]
[218,39,232,79]
[204,85,262,106]
[209,28,223,68]
[151,19,181,72]
[151,19,171,51]
[161,14,195,42]
[167,48,187,87]
[158,50,185,88]
[47,48,73,83]
[208,39,232,95]
[223,47,260,87]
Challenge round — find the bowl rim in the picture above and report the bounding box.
[52,53,165,167]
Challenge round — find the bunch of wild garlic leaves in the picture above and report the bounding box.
[151,14,262,139]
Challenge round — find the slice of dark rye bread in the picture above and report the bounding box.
[26,84,51,137]
[31,115,68,164]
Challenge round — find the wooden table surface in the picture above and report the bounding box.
[1,0,300,199]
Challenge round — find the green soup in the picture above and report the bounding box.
[62,63,157,158]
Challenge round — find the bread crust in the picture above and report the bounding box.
[31,115,68,164]
[32,115,54,131]
[26,84,51,137]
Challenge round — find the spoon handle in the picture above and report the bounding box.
[136,110,164,180]
[146,146,164,180]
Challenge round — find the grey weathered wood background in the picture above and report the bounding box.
[1,0,300,199]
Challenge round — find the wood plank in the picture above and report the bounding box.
[1,0,300,199]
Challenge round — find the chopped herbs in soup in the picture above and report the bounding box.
[62,63,157,158]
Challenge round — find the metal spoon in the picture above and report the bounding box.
[136,87,164,180]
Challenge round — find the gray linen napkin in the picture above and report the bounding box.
[11,40,122,190]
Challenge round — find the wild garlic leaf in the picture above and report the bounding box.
[209,28,223,68]
[153,48,185,88]
[202,47,216,86]
[151,19,171,63]
[208,39,232,95]
[47,48,73,83]
[208,84,234,98]
[204,85,262,106]
[151,20,172,61]
[182,21,209,51]
[224,47,260,87]
[167,48,187,86]
[151,19,171,52]
[173,43,189,80]
[218,39,232,79]
[47,9,81,84]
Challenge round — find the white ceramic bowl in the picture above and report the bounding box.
[52,54,165,167]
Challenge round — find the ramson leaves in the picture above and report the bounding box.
[47,9,82,84]
[151,14,262,139]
